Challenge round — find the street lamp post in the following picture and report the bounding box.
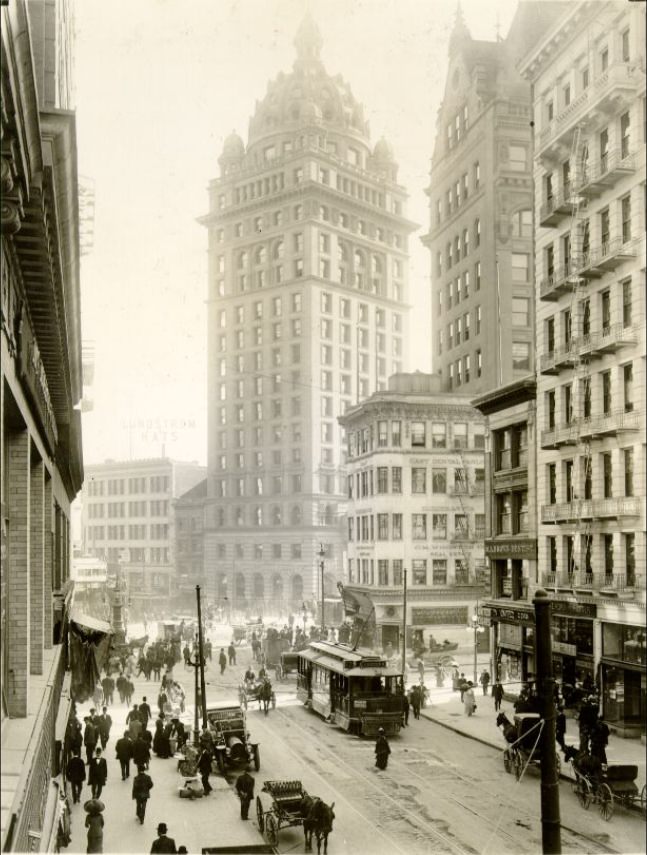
[301,602,307,637]
[318,543,325,636]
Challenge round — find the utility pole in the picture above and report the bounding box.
[401,568,407,677]
[534,588,561,854]
[196,585,208,730]
[318,543,325,635]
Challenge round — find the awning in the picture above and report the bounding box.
[70,609,112,634]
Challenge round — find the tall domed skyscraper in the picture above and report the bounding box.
[201,16,416,613]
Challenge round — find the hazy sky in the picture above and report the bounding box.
[75,0,519,466]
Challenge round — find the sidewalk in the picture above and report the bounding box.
[416,681,646,790]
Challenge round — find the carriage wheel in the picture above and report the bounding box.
[253,744,260,771]
[265,813,279,847]
[575,778,591,810]
[514,752,524,781]
[503,750,512,774]
[256,796,265,831]
[598,783,614,821]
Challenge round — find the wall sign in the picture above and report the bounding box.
[411,606,468,625]
[484,539,537,559]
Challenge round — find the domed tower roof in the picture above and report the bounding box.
[218,131,245,175]
[373,137,394,162]
[247,16,370,150]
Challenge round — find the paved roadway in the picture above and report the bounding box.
[66,624,645,854]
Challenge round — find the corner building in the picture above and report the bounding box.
[423,5,567,394]
[520,1,645,737]
[339,373,487,651]
[201,17,416,614]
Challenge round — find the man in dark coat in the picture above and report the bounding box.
[235,771,255,819]
[88,747,108,799]
[117,673,128,704]
[150,822,176,853]
[555,705,567,751]
[101,674,115,706]
[139,697,152,729]
[492,681,504,712]
[66,750,86,803]
[133,734,151,770]
[132,765,154,824]
[410,686,421,720]
[374,728,391,770]
[84,717,98,764]
[590,717,609,765]
[219,648,227,675]
[228,643,236,666]
[479,670,491,696]
[115,730,133,780]
[97,707,112,750]
[198,748,213,795]
[399,689,409,727]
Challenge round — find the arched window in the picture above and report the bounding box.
[354,249,366,269]
[272,505,282,525]
[238,250,248,269]
[273,239,284,260]
[255,506,263,526]
[291,505,302,525]
[255,245,267,265]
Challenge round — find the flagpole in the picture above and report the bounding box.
[401,568,407,678]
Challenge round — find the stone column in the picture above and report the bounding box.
[29,450,44,674]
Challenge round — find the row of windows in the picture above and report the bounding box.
[87,476,170,497]
[350,512,485,543]
[545,532,636,580]
[348,557,471,587]
[209,502,337,528]
[446,351,482,388]
[348,465,484,498]
[545,447,636,505]
[434,160,480,227]
[86,526,170,542]
[215,541,304,560]
[544,361,635,428]
[87,500,169,518]
[348,419,484,456]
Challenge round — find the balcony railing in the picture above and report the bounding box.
[540,421,578,449]
[539,190,575,227]
[576,237,636,277]
[541,496,641,523]
[539,263,581,301]
[542,571,645,593]
[538,63,643,155]
[572,149,637,198]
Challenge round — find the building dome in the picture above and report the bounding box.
[373,137,394,162]
[221,131,245,160]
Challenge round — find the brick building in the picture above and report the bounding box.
[1,0,83,849]
[174,478,208,609]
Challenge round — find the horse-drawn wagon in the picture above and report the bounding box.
[497,712,561,780]
[256,780,335,853]
[571,757,646,821]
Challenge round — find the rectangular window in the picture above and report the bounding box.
[411,468,426,494]
[622,279,632,327]
[512,342,530,371]
[432,469,446,494]
[512,297,530,327]
[392,514,402,540]
[432,514,447,539]
[601,370,611,415]
[377,514,389,541]
[411,421,426,447]
[432,560,447,585]
[623,363,633,413]
[512,253,529,282]
[391,467,402,493]
[620,111,631,159]
[509,145,527,171]
[412,514,427,540]
[621,195,632,243]
[412,559,427,585]
[623,447,633,497]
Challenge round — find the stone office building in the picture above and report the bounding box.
[201,16,416,614]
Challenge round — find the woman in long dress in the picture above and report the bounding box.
[463,681,476,716]
[85,812,103,853]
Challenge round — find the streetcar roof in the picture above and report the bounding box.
[300,642,401,676]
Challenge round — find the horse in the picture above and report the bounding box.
[301,795,335,854]
[258,679,273,716]
[496,712,517,745]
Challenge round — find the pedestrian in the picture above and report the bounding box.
[66,750,86,804]
[555,705,566,751]
[199,725,214,755]
[84,717,98,765]
[132,765,154,824]
[492,681,504,712]
[416,657,425,684]
[452,666,460,692]
[479,669,491,696]
[116,673,127,704]
[459,673,467,702]
[133,734,151,770]
[198,747,213,795]
[88,747,108,799]
[228,642,236,666]
[590,717,609,765]
[115,730,133,780]
[374,727,391,770]
[157,690,168,717]
[139,697,152,728]
[400,690,409,727]
[127,705,143,741]
[97,707,112,750]
[101,674,115,706]
[183,644,191,669]
[150,822,177,853]
[153,718,171,758]
[463,682,476,717]
[205,640,212,662]
[578,696,598,752]
[124,679,135,707]
[69,717,83,757]
[410,686,421,720]
[219,648,227,675]
[85,810,104,854]
[235,770,255,819]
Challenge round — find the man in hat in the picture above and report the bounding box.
[66,750,86,804]
[374,727,391,770]
[132,765,154,824]
[115,730,134,780]
[150,822,177,853]
[84,717,98,765]
[235,770,255,819]
[139,696,152,729]
[88,747,108,799]
[97,706,112,750]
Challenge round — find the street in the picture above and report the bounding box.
[66,629,646,855]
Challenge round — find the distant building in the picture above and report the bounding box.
[423,3,567,394]
[174,478,208,607]
[71,554,109,620]
[201,15,416,615]
[520,0,646,736]
[1,0,83,850]
[338,373,487,651]
[81,458,206,617]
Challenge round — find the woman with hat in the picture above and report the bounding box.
[84,800,104,853]
[374,727,391,770]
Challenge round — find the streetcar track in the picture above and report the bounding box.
[271,704,623,855]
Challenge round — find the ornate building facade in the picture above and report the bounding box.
[201,17,416,614]
[339,373,487,651]
[1,1,83,849]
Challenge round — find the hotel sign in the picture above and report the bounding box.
[484,539,537,559]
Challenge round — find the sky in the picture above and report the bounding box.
[74,0,520,467]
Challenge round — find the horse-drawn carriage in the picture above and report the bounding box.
[497,712,561,780]
[256,780,335,854]
[231,621,263,646]
[571,757,646,821]
[239,678,275,713]
[278,651,300,679]
[206,703,260,773]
